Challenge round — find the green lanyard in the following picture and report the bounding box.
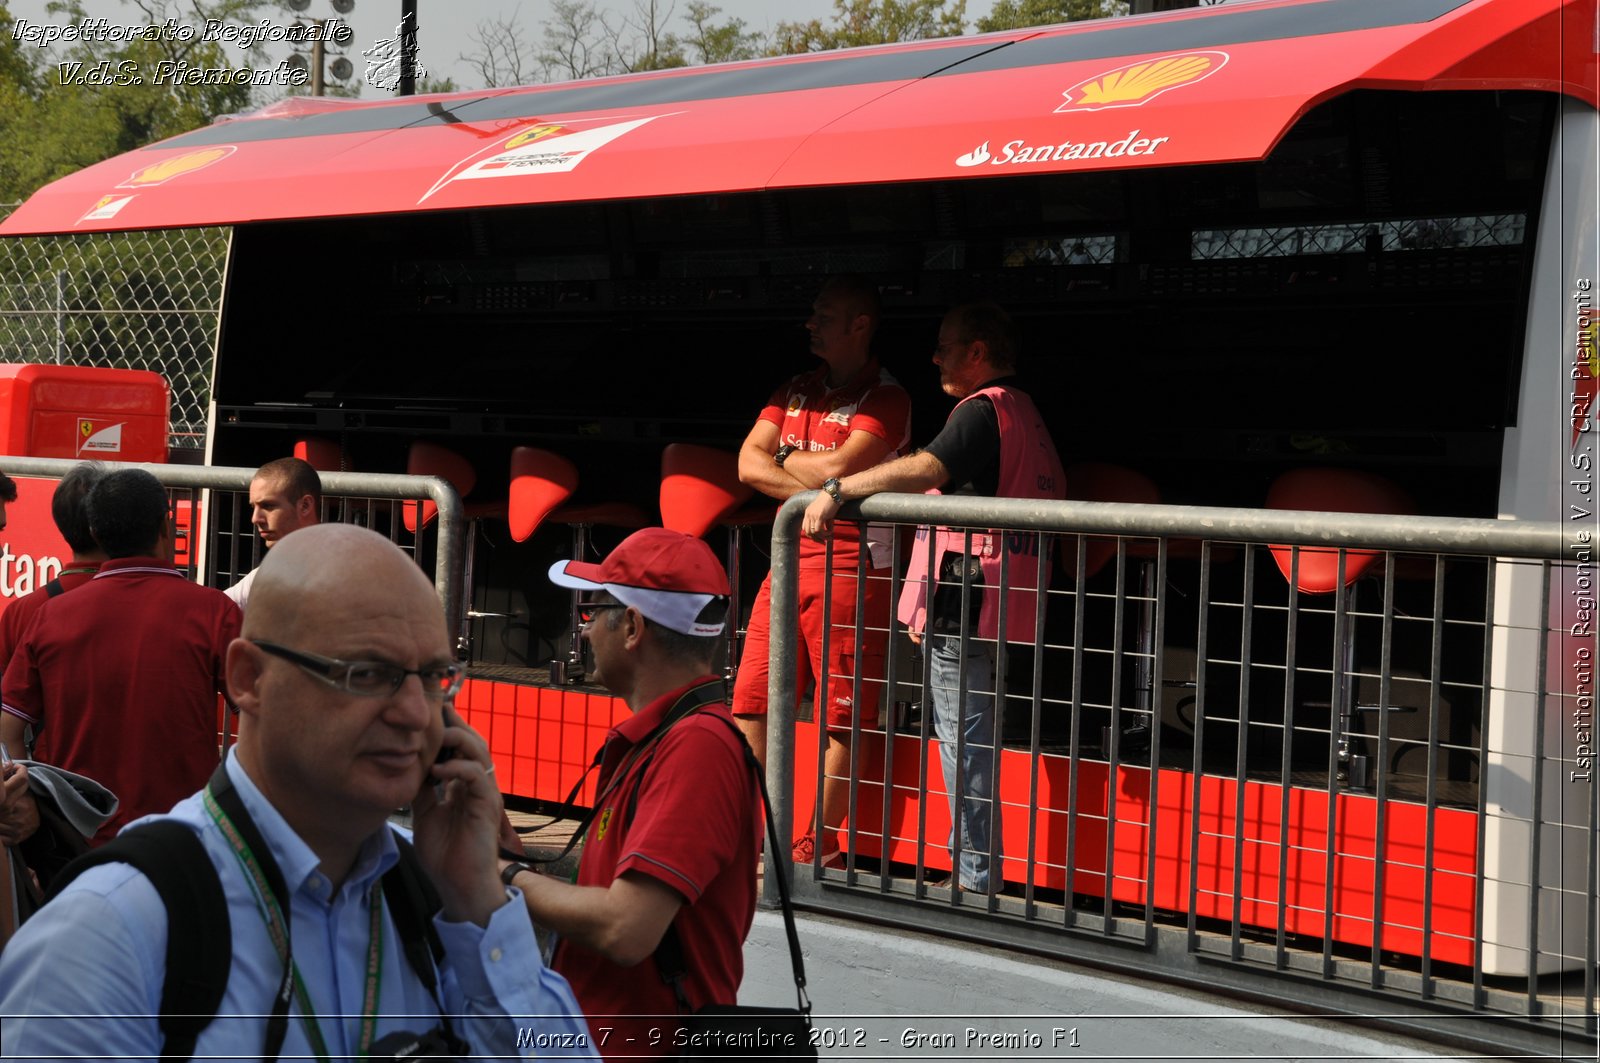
[202,785,385,1062]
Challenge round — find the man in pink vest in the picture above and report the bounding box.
[802,302,1065,893]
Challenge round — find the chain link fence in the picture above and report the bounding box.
[0,203,227,451]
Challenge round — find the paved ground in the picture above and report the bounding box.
[505,808,1485,1061]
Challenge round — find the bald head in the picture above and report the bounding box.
[242,523,442,643]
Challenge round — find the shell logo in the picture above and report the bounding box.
[118,145,237,188]
[1056,51,1228,113]
[503,124,570,150]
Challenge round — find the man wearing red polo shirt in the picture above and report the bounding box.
[0,468,240,844]
[734,274,911,869]
[500,529,758,1060]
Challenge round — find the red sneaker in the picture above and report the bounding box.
[791,831,844,870]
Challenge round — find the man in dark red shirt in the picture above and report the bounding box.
[501,528,758,1060]
[0,462,109,681]
[0,468,240,844]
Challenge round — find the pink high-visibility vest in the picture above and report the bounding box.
[897,384,1066,644]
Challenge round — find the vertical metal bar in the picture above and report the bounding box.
[915,523,936,893]
[763,496,803,907]
[1369,556,1397,988]
[814,539,835,869]
[1103,538,1128,933]
[882,529,903,897]
[1229,543,1255,960]
[54,270,65,365]
[843,539,868,883]
[1276,548,1300,970]
[986,536,1011,911]
[1025,534,1051,920]
[1472,559,1496,1007]
[1186,542,1213,951]
[1065,534,1089,927]
[951,528,975,906]
[1526,561,1551,1015]
[1322,549,1350,979]
[1142,539,1168,944]
[1420,554,1447,1000]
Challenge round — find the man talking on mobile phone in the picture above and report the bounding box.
[0,524,595,1059]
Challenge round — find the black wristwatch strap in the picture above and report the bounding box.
[501,861,534,887]
[774,444,797,466]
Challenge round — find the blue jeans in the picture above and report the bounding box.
[928,634,1000,892]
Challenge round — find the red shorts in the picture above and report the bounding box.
[732,562,890,729]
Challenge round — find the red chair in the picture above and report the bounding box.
[293,436,345,473]
[509,447,578,543]
[508,447,646,684]
[1265,467,1415,788]
[660,443,754,538]
[659,443,773,683]
[403,441,479,534]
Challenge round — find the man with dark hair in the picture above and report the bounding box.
[0,470,16,532]
[0,462,108,675]
[501,527,759,1060]
[0,468,241,843]
[802,301,1066,894]
[734,274,912,870]
[225,456,322,610]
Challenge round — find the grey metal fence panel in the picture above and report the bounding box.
[0,456,466,641]
[0,208,226,451]
[764,490,1591,1057]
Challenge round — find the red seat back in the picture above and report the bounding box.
[1062,462,1160,580]
[404,441,478,533]
[660,443,753,539]
[1265,468,1414,594]
[293,437,344,472]
[509,447,579,543]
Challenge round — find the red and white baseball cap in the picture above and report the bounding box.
[549,527,730,637]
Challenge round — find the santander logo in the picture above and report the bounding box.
[956,142,992,167]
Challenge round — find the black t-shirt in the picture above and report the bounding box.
[923,376,1019,498]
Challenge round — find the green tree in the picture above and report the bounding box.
[770,0,968,54]
[976,0,1129,32]
[0,0,282,202]
[676,1,762,65]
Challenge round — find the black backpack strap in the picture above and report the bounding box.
[50,821,230,1063]
[43,578,65,599]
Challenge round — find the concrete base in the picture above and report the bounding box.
[738,910,1461,1061]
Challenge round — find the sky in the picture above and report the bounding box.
[7,0,1004,95]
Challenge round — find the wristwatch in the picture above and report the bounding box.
[822,477,844,504]
[501,861,535,888]
[774,444,797,467]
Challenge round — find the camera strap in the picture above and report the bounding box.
[514,678,729,868]
[205,764,384,1063]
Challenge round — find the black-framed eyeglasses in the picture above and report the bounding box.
[578,602,627,626]
[251,640,464,701]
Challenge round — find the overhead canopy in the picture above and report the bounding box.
[3,0,1592,236]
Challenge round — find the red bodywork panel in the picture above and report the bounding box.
[1,0,1591,237]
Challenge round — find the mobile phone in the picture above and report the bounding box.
[1,742,12,767]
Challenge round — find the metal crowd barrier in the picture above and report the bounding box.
[0,457,467,640]
[765,491,1594,1057]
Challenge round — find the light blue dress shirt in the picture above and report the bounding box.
[0,750,597,1060]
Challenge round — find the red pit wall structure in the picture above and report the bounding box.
[460,679,1478,967]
